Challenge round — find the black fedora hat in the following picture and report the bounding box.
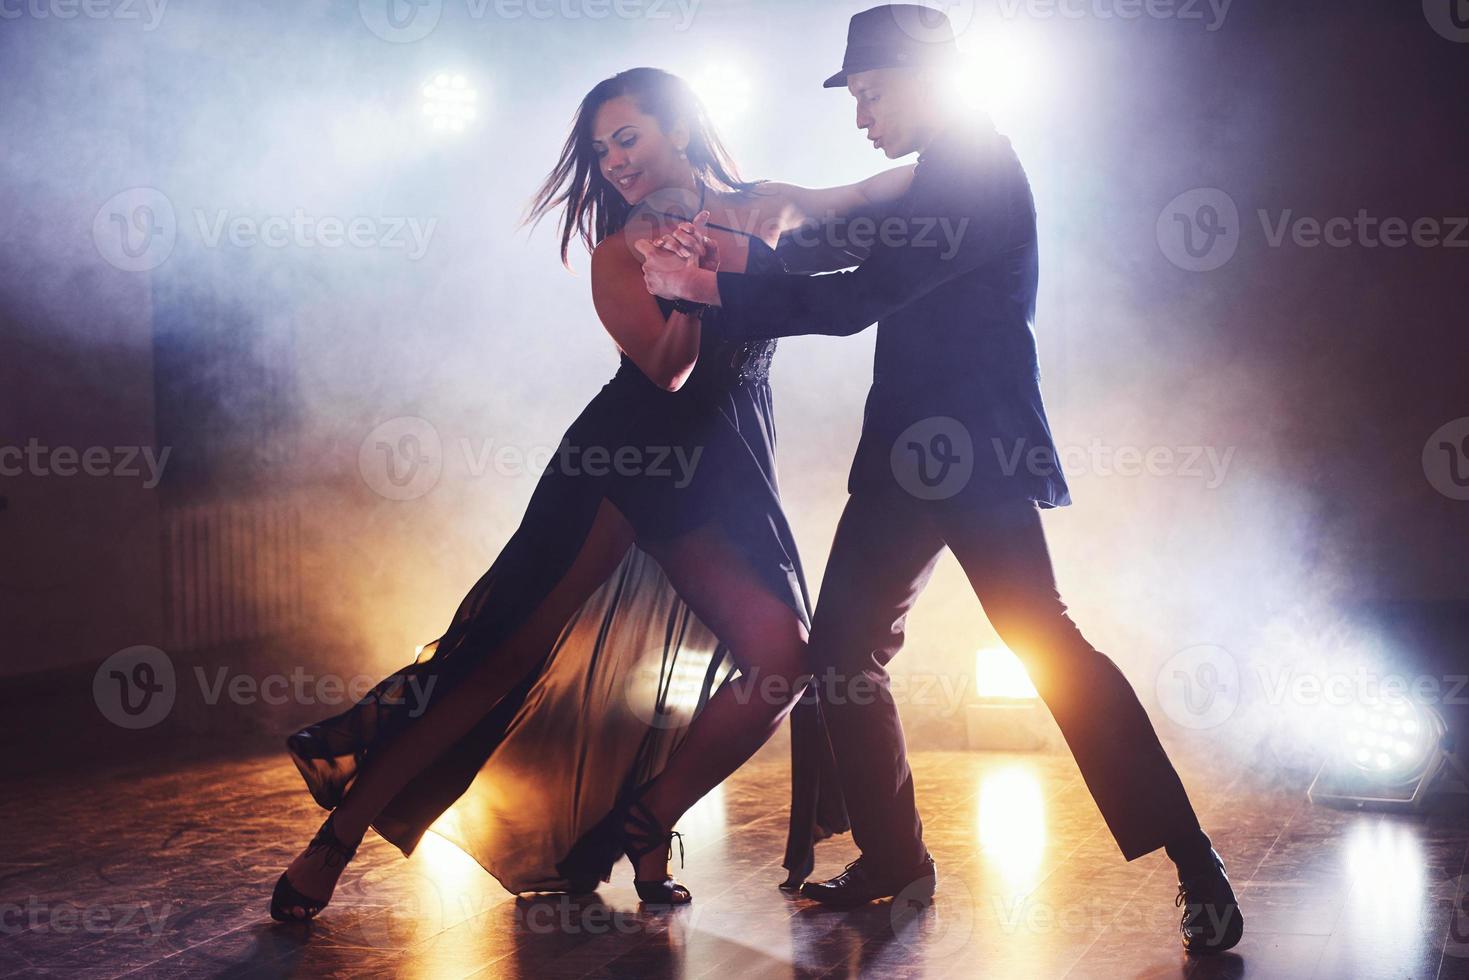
[822,4,962,89]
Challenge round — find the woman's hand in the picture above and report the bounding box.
[635,238,698,300]
[651,211,719,271]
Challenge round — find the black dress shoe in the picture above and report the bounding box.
[800,855,937,908]
[1175,848,1244,954]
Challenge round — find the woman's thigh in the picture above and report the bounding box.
[636,522,809,678]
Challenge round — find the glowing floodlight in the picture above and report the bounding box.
[690,62,752,129]
[967,646,1050,751]
[1308,693,1465,810]
[422,72,479,133]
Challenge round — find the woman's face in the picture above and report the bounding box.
[589,95,689,205]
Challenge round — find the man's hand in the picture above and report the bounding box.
[633,211,724,308]
[634,237,700,300]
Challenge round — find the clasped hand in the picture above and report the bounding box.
[634,210,719,301]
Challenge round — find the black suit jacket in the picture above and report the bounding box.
[710,117,1071,508]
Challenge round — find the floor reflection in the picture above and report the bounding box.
[977,764,1047,892]
[3,746,1467,978]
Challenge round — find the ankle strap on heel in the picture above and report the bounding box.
[307,813,359,870]
[623,800,684,869]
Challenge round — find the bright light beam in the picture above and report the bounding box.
[690,62,753,132]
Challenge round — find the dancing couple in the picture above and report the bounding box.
[271,4,1243,955]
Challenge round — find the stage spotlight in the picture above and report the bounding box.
[422,72,479,134]
[690,63,752,129]
[948,31,1049,132]
[974,645,1039,700]
[1308,693,1466,810]
[967,645,1051,751]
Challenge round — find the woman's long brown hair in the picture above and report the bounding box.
[523,67,760,267]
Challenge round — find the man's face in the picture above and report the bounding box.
[847,67,932,159]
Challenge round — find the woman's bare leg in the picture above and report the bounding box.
[627,523,812,882]
[278,499,635,917]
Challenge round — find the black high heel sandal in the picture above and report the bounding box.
[269,812,360,922]
[286,727,353,811]
[620,798,692,905]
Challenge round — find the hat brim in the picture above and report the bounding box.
[823,51,958,89]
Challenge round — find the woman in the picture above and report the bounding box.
[271,66,916,920]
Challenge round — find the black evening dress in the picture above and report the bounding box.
[286,223,848,893]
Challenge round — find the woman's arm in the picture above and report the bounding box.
[590,232,704,392]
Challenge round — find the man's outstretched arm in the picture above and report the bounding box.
[642,139,1030,342]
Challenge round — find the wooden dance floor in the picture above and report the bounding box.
[4,740,1467,979]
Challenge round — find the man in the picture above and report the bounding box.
[638,3,1243,956]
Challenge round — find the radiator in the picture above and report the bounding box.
[161,499,304,651]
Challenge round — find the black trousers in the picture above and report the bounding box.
[809,487,1202,879]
